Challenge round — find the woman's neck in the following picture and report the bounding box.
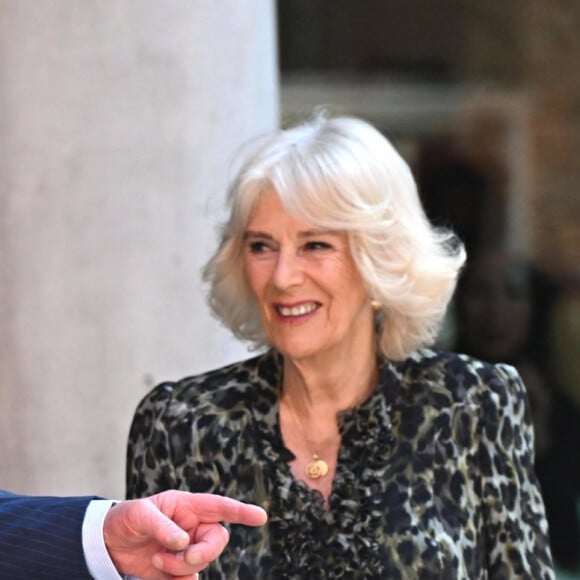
[281,348,379,415]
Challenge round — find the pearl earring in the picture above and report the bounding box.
[370,300,381,310]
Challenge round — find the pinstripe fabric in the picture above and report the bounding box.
[0,491,97,579]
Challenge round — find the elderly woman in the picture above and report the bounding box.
[126,114,554,579]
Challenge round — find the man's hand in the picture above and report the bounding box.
[103,490,267,579]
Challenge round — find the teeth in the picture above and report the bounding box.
[278,303,317,317]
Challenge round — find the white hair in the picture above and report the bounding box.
[203,112,466,360]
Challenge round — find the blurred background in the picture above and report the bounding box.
[1,1,578,575]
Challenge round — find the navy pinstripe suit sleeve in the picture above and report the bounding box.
[0,490,99,579]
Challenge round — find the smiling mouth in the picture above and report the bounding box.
[276,302,319,317]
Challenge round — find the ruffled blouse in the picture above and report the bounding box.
[126,349,554,579]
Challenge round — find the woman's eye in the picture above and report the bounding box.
[304,241,332,251]
[248,241,269,253]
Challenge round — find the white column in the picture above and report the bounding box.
[0,1,279,498]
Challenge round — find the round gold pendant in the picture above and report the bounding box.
[305,456,329,479]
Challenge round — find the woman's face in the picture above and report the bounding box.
[243,189,374,364]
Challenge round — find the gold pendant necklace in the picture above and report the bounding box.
[285,397,329,480]
[305,453,329,479]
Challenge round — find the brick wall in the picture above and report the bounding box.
[461,0,580,277]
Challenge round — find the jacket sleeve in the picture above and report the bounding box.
[0,492,97,579]
[125,383,179,499]
[126,380,238,501]
[477,364,555,579]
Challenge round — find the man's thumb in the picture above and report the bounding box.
[143,502,190,550]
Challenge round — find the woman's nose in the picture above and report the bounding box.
[272,250,304,290]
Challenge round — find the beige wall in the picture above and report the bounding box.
[0,1,278,498]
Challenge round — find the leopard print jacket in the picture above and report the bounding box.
[126,349,554,579]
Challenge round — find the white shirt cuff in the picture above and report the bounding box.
[82,499,124,580]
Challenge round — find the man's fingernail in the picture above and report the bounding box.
[169,531,188,546]
[152,555,164,570]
